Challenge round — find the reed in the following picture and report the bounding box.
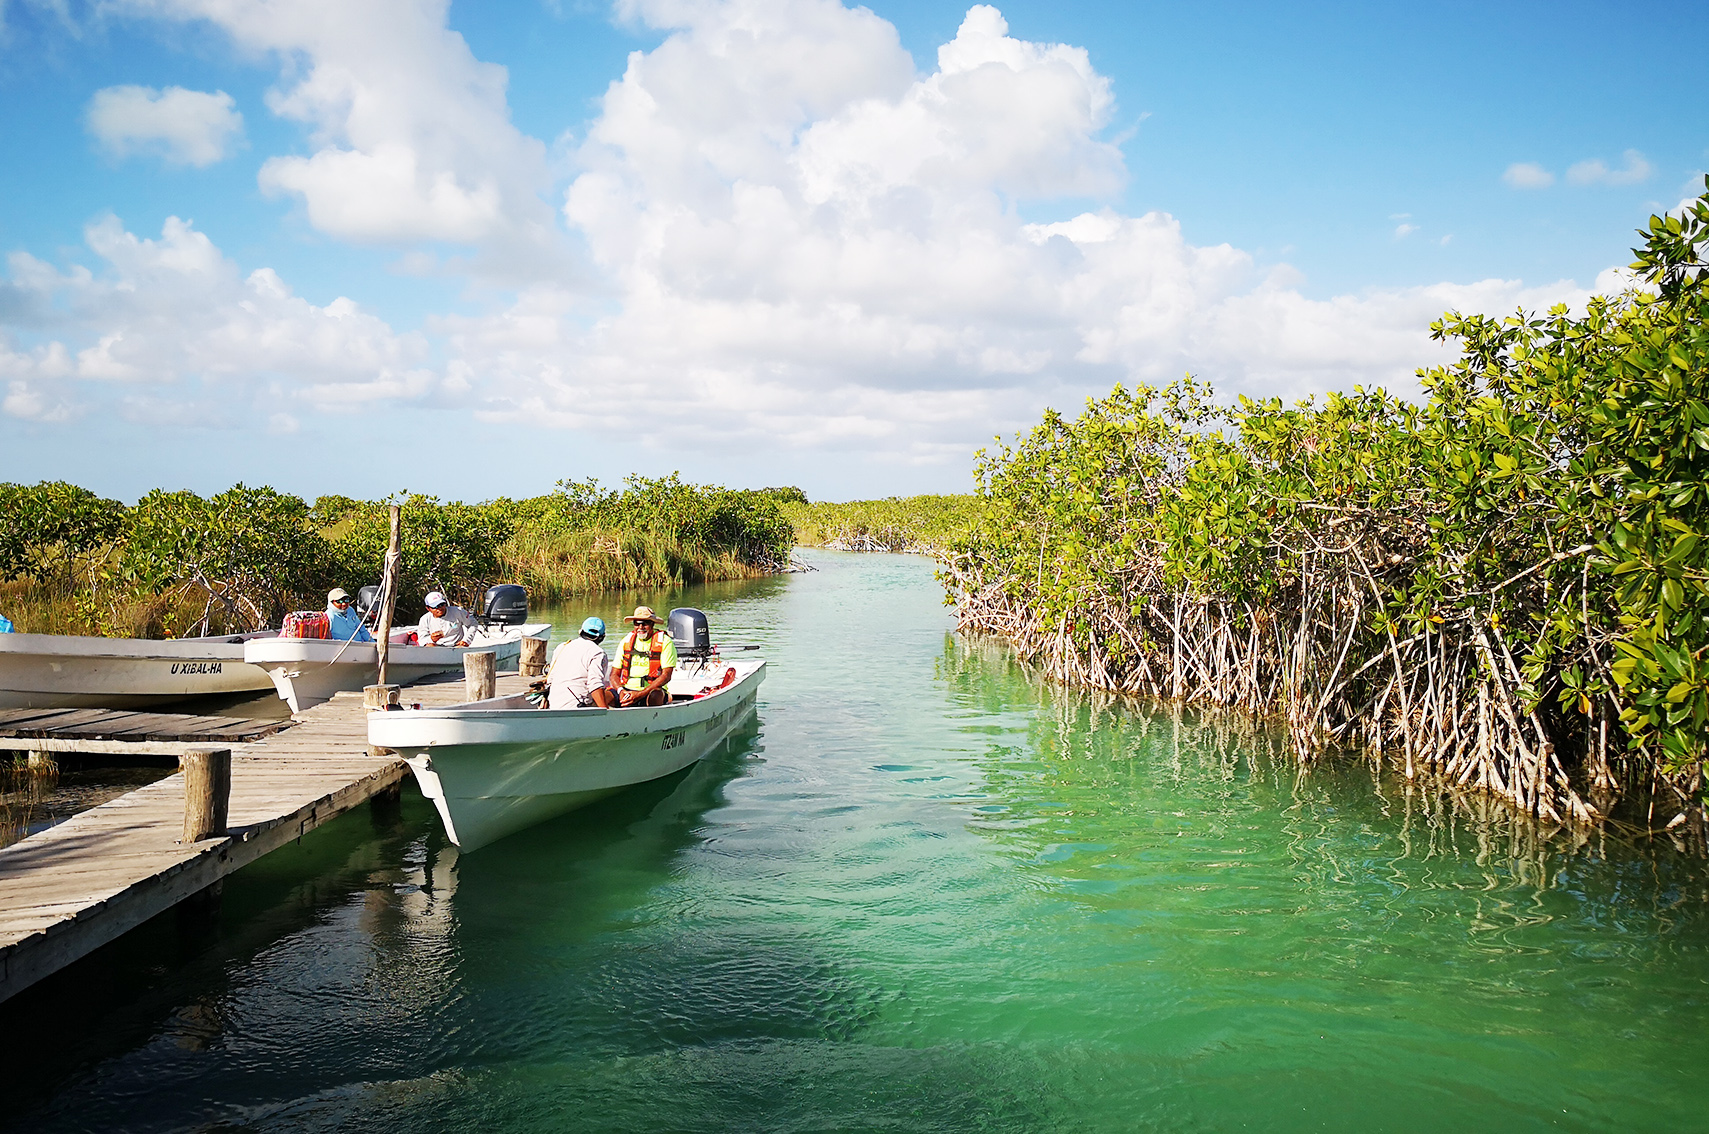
[785,495,979,554]
[498,525,781,599]
[0,474,797,635]
[0,753,58,850]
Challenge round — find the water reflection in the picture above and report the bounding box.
[5,554,1708,1134]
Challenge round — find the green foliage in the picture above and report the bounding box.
[332,495,515,609]
[786,494,980,553]
[0,481,127,586]
[0,473,793,636]
[502,474,793,571]
[122,485,330,632]
[949,179,1709,819]
[308,494,363,526]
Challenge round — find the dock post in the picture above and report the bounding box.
[364,684,401,711]
[464,651,496,702]
[519,636,547,677]
[180,746,231,844]
[364,684,401,758]
[375,504,402,687]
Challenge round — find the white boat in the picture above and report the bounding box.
[246,623,553,714]
[0,630,278,709]
[368,656,765,852]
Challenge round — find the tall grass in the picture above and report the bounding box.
[0,475,797,637]
[0,754,58,850]
[500,526,781,599]
[784,495,979,555]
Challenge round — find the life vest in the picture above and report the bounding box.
[618,629,667,689]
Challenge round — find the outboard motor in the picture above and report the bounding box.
[669,607,711,660]
[481,584,529,627]
[356,585,382,624]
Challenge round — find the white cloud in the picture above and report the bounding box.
[119,0,553,259]
[1567,149,1653,186]
[0,215,436,424]
[1502,161,1555,189]
[2,379,78,423]
[13,1,1628,480]
[438,1,1597,463]
[86,85,243,167]
[1393,223,1418,239]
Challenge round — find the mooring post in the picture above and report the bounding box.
[180,746,231,844]
[364,684,401,757]
[375,503,402,687]
[519,635,547,677]
[464,650,496,702]
[363,684,401,711]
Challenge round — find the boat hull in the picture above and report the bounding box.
[369,659,765,851]
[245,624,551,713]
[0,631,275,709]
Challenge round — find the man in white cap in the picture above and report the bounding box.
[325,588,372,642]
[615,606,676,707]
[418,591,476,647]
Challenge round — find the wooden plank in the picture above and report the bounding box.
[0,664,534,999]
[23,710,157,737]
[80,713,207,738]
[0,709,125,735]
[0,708,92,730]
[0,738,252,758]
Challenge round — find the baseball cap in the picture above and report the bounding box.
[327,587,351,603]
[580,616,607,637]
[425,591,448,608]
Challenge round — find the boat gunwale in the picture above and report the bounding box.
[368,659,766,746]
[243,623,550,666]
[0,630,278,661]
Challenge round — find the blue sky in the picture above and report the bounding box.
[2,0,1704,504]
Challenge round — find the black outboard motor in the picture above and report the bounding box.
[481,584,529,627]
[669,607,711,660]
[356,585,382,625]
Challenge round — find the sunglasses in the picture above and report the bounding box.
[332,598,352,606]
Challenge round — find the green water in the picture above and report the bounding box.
[4,552,1708,1132]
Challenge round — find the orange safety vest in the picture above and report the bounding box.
[618,629,667,690]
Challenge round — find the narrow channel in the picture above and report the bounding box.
[3,551,1706,1132]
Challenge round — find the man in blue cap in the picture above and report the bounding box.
[547,616,616,708]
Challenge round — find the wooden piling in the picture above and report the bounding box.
[375,504,402,687]
[363,684,401,711]
[363,684,400,757]
[464,651,496,702]
[520,635,548,677]
[180,746,231,844]
[0,670,529,1005]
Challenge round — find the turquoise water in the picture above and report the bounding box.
[4,552,1708,1132]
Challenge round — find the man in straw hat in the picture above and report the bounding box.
[615,605,676,707]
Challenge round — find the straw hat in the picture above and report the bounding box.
[624,605,664,623]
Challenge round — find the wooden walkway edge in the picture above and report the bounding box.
[0,671,528,1003]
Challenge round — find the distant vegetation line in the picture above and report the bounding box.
[784,495,980,555]
[0,475,798,638]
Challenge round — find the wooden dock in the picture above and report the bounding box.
[0,670,529,1003]
[0,707,292,758]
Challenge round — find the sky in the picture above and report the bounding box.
[1,0,1705,504]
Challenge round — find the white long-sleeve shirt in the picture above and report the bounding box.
[417,604,476,646]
